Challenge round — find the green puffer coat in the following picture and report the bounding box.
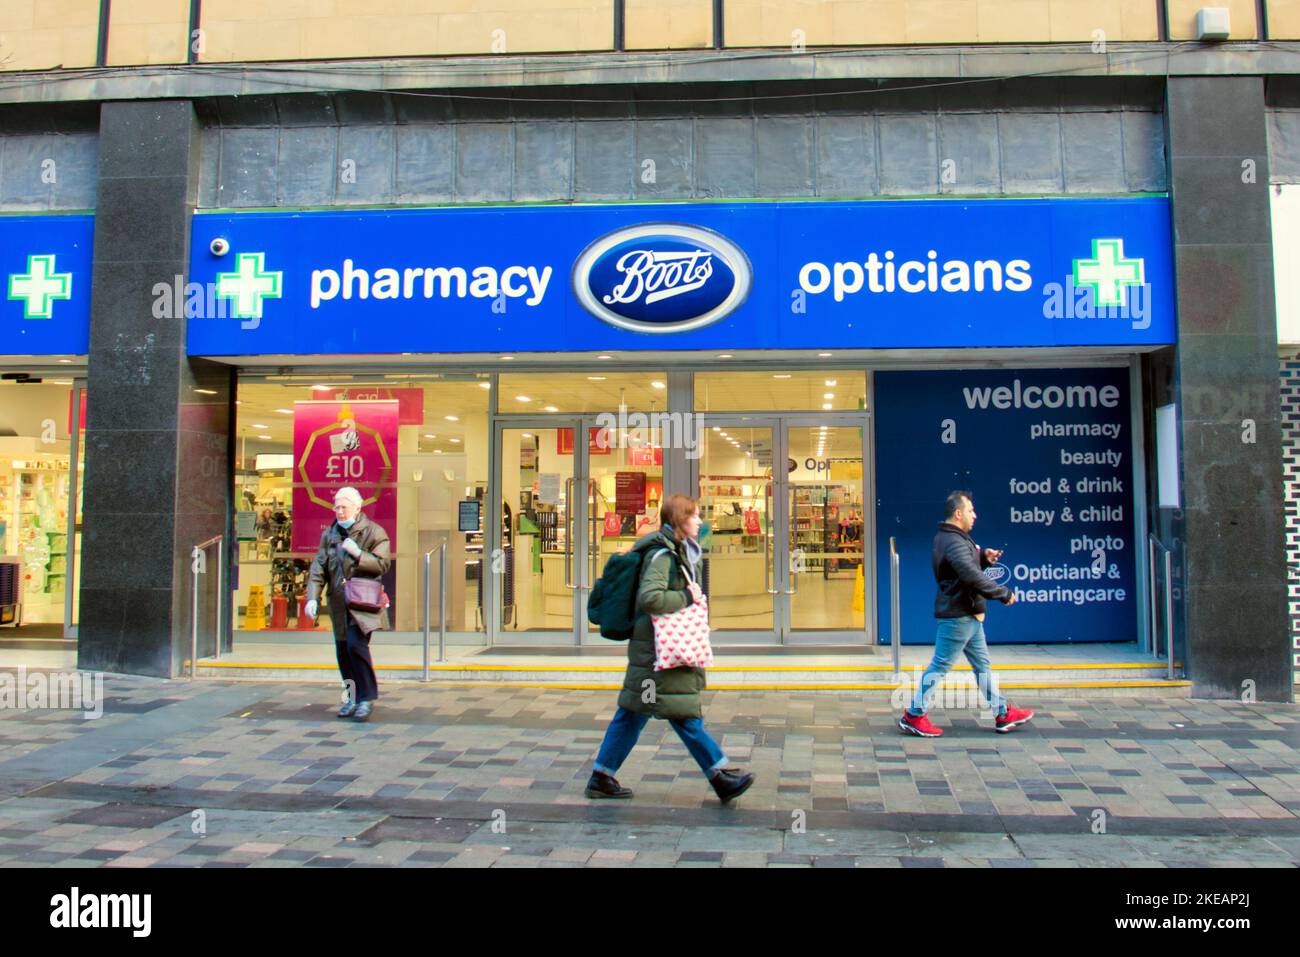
[616,526,706,721]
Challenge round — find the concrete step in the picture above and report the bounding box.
[193,658,1190,696]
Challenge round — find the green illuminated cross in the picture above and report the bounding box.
[216,251,282,320]
[1073,238,1145,308]
[8,254,72,320]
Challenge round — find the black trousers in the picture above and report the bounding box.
[336,618,379,703]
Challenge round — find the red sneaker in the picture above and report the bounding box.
[995,704,1035,733]
[898,711,943,737]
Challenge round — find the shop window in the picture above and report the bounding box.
[694,370,867,412]
[232,373,490,636]
[0,378,82,634]
[496,372,668,414]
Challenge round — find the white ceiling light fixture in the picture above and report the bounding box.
[544,405,559,412]
[822,403,833,410]
[772,374,793,379]
[516,395,532,403]
[587,375,607,381]
[445,415,459,422]
[716,354,734,359]
[479,382,492,390]
[651,381,665,389]
[825,379,837,386]
[274,408,293,414]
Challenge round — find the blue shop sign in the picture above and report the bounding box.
[875,367,1137,645]
[186,197,1175,356]
[0,214,93,356]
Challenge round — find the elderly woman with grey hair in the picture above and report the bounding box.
[305,487,392,721]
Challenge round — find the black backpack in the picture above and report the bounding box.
[586,544,672,640]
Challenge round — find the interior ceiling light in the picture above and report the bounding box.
[544,405,559,412]
[651,381,665,389]
[825,379,837,386]
[772,374,793,379]
[500,356,514,361]
[822,403,833,410]
[587,376,606,381]
[818,352,833,357]
[450,438,461,443]
[479,382,492,390]
[445,415,459,422]
[275,408,293,414]
[824,393,834,400]
[716,354,733,359]
[516,395,531,402]
[424,433,436,439]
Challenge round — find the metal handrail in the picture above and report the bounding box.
[763,483,777,595]
[889,536,901,675]
[422,543,448,681]
[1148,534,1175,680]
[190,534,223,679]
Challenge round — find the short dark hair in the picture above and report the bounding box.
[945,490,972,519]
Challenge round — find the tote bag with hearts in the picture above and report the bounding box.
[650,551,713,672]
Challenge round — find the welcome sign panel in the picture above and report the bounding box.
[186,198,1175,355]
[875,369,1137,645]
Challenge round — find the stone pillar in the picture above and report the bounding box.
[78,100,233,677]
[1165,76,1292,701]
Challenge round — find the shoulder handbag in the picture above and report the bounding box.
[649,548,713,672]
[339,534,389,613]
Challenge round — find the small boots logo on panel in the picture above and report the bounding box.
[572,223,752,334]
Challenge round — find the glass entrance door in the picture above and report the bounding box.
[491,416,670,645]
[783,418,868,641]
[494,420,583,642]
[694,413,870,644]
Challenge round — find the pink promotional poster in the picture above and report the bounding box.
[292,400,399,555]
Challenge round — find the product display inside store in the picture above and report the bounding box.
[232,374,491,635]
[0,379,82,631]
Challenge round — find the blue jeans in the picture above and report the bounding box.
[908,616,1007,717]
[593,706,728,778]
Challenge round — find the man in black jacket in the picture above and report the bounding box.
[898,490,1035,738]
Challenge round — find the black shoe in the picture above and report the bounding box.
[337,699,357,718]
[353,700,373,722]
[710,768,755,803]
[584,771,633,799]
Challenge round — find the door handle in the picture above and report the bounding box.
[563,476,577,590]
[759,481,769,595]
[784,486,797,595]
[588,479,597,590]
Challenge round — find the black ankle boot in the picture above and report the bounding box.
[710,768,755,803]
[584,770,633,799]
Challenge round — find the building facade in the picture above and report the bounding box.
[0,1,1293,700]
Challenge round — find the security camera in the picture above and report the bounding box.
[210,237,230,256]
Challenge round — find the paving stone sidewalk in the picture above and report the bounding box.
[0,675,1297,868]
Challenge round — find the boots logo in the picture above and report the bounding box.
[573,223,751,334]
